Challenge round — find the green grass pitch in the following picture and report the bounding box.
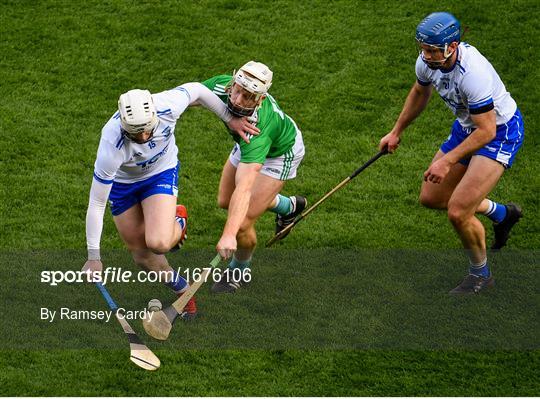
[1,0,539,396]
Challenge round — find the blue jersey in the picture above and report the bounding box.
[416,43,517,128]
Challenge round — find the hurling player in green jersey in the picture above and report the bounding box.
[202,61,306,293]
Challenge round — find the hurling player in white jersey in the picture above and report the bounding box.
[379,12,524,294]
[83,84,258,319]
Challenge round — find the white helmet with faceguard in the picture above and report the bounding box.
[118,89,158,143]
[227,61,273,117]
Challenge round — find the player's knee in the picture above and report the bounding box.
[419,192,433,208]
[145,237,170,254]
[447,202,471,227]
[239,217,256,233]
[419,191,445,209]
[238,222,257,247]
[239,233,257,249]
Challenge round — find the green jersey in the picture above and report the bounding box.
[202,75,298,164]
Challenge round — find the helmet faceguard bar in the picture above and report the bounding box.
[416,41,454,57]
[227,61,273,117]
[416,40,456,68]
[233,70,267,98]
[226,87,261,117]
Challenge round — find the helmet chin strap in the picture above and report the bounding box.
[124,130,154,144]
[122,119,158,144]
[442,43,455,59]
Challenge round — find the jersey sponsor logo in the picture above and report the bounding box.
[136,143,170,169]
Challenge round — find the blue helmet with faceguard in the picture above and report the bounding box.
[416,12,461,48]
[416,12,461,69]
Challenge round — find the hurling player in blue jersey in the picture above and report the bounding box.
[379,12,524,294]
[83,85,258,319]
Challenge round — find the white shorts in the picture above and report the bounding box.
[228,131,305,181]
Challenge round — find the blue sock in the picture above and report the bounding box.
[270,194,292,215]
[483,200,507,223]
[228,257,251,271]
[165,270,188,293]
[469,259,490,278]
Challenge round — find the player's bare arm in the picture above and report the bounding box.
[184,82,259,143]
[442,110,497,164]
[190,100,259,143]
[216,162,262,259]
[424,110,496,184]
[380,82,432,153]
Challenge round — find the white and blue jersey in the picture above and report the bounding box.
[93,87,192,185]
[86,82,232,257]
[416,43,517,128]
[416,43,524,167]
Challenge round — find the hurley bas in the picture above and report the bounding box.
[41,307,154,323]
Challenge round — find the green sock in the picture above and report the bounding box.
[228,257,251,270]
[269,194,292,215]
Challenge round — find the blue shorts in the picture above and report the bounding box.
[109,164,179,216]
[440,109,524,168]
